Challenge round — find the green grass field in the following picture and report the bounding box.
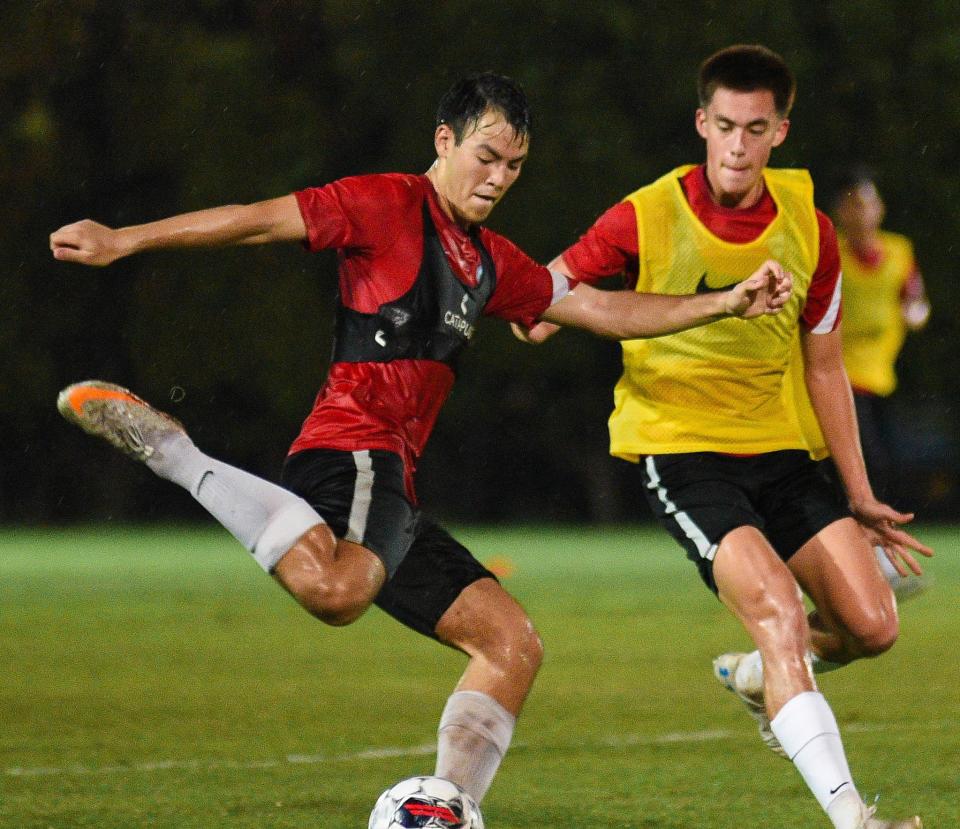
[1,524,957,828]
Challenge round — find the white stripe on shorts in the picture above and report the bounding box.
[345,450,375,545]
[644,456,718,561]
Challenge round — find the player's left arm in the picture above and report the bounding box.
[900,256,931,331]
[802,327,933,569]
[541,259,792,339]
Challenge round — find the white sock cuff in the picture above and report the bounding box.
[438,691,516,759]
[770,691,840,760]
[252,499,324,573]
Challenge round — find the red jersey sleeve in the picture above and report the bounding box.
[294,173,418,253]
[801,209,843,333]
[559,201,639,287]
[480,229,562,328]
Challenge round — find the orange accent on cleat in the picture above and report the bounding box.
[57,380,186,463]
[63,384,139,417]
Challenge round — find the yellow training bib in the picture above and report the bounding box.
[838,231,914,396]
[610,166,822,461]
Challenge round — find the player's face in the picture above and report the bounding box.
[836,181,885,236]
[432,108,528,226]
[696,87,790,209]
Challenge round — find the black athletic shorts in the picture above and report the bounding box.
[281,448,496,639]
[639,449,849,593]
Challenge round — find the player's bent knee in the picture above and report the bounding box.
[848,609,899,657]
[274,533,384,627]
[487,615,544,680]
[297,579,373,626]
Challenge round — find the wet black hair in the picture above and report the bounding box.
[698,44,796,117]
[436,72,531,144]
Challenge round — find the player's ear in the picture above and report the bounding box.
[435,123,454,159]
[695,108,709,139]
[771,117,790,147]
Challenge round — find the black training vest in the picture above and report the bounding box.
[332,201,497,371]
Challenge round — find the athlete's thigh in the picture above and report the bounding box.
[280,447,417,577]
[640,452,762,593]
[433,576,535,657]
[788,516,895,630]
[713,524,804,624]
[374,515,498,640]
[759,451,850,563]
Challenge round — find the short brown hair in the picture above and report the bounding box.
[698,45,796,117]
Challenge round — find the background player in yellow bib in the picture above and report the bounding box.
[834,169,931,500]
[833,169,932,599]
[517,45,929,829]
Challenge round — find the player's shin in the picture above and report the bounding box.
[770,691,866,829]
[434,690,516,803]
[148,432,322,572]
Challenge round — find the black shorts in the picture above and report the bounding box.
[639,450,849,593]
[281,448,496,639]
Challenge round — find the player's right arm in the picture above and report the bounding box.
[50,195,307,267]
[510,254,569,344]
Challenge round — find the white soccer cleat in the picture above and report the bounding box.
[57,380,186,463]
[712,652,787,758]
[860,801,922,829]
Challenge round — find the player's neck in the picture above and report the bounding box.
[425,163,472,231]
[704,167,765,210]
[844,229,880,256]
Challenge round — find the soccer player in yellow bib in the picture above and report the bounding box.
[832,170,932,600]
[517,45,929,829]
[834,170,931,498]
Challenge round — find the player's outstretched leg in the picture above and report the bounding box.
[57,380,323,574]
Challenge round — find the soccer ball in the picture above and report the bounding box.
[368,775,485,828]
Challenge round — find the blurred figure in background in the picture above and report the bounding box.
[833,169,931,500]
[833,169,931,597]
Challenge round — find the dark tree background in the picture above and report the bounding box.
[3,0,957,524]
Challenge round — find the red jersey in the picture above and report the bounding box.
[289,173,559,500]
[562,164,843,332]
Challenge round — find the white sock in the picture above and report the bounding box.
[146,433,322,572]
[875,545,901,584]
[770,691,863,829]
[435,690,516,803]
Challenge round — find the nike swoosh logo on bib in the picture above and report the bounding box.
[695,272,736,294]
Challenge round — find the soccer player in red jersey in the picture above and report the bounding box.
[50,73,789,806]
[518,48,928,829]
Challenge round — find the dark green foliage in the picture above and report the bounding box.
[3,2,958,521]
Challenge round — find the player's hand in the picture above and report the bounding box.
[510,320,561,345]
[50,219,127,267]
[724,259,792,319]
[850,497,933,575]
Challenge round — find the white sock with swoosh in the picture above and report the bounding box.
[771,691,865,828]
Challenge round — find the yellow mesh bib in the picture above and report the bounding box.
[610,166,821,461]
[838,231,914,396]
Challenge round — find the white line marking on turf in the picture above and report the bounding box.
[5,719,956,779]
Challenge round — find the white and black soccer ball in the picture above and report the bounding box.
[368,775,485,829]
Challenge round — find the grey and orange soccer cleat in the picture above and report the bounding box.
[712,652,787,758]
[57,380,185,463]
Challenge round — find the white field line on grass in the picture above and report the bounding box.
[5,719,955,779]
